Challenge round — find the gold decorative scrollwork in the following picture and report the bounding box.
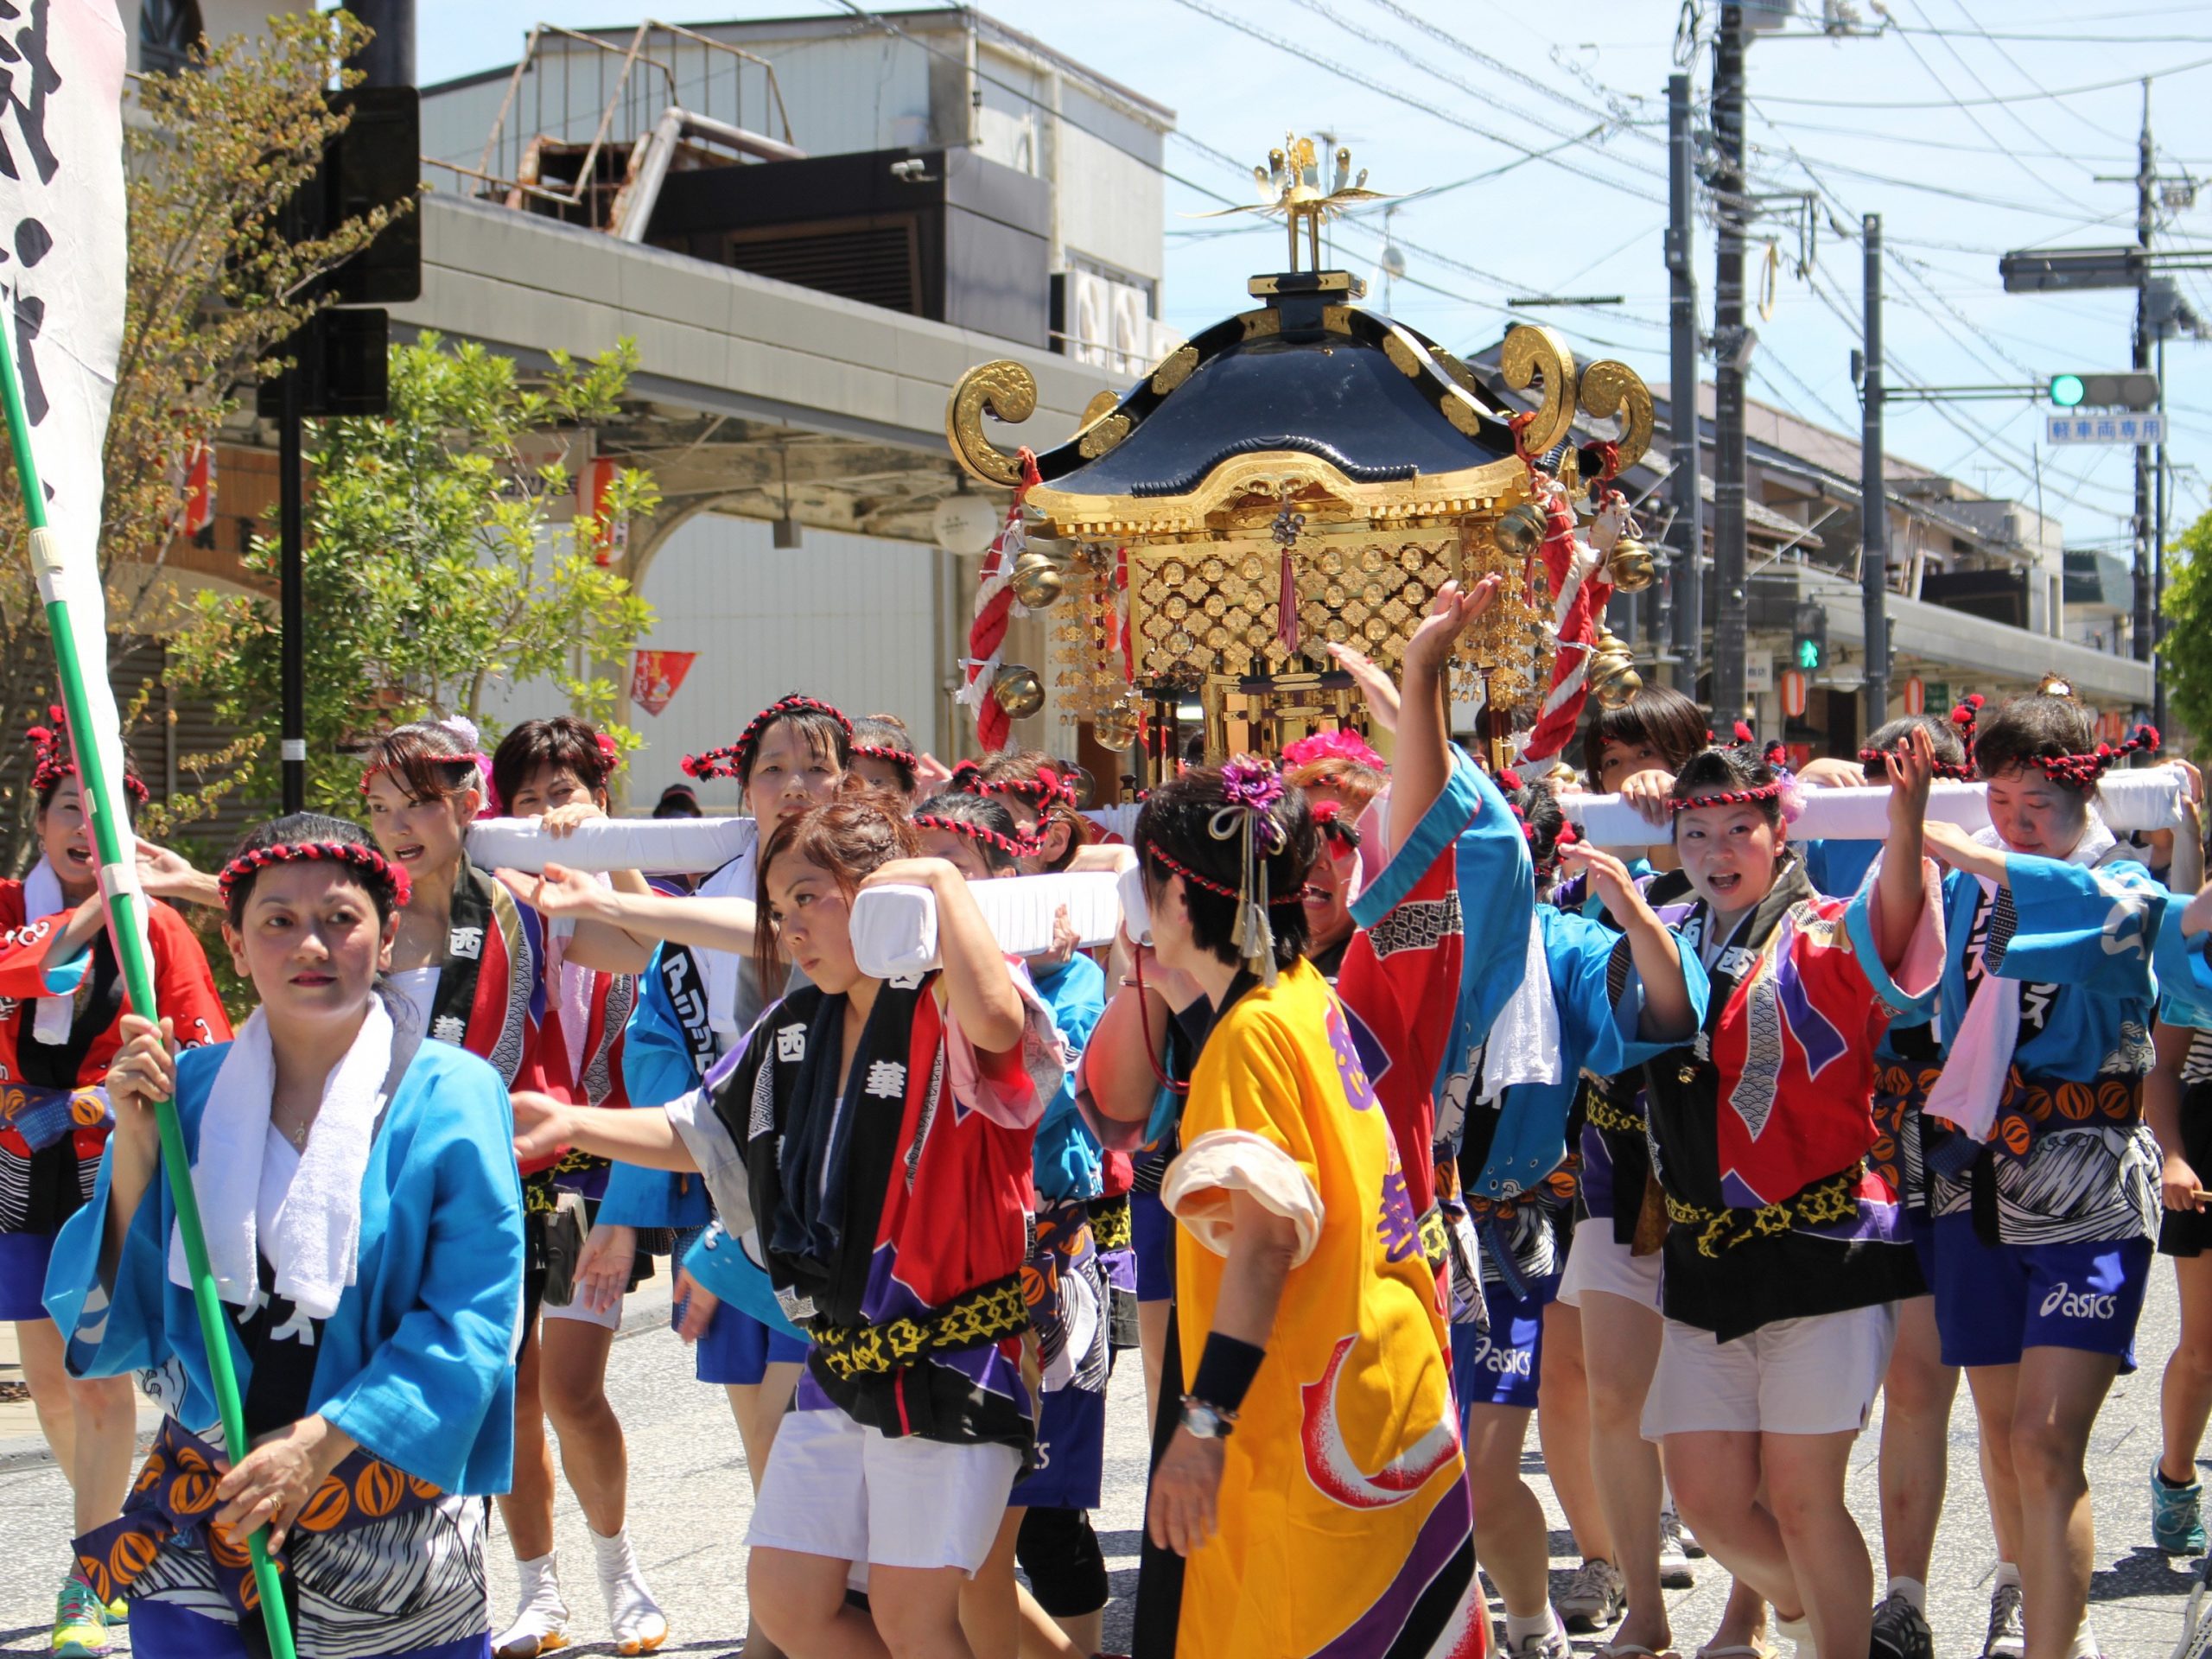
[1081,389,1121,425]
[1577,359,1656,474]
[1499,324,1578,456]
[946,359,1039,487]
[1077,413,1133,460]
[1151,344,1200,395]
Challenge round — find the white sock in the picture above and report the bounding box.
[2067,1619,2099,1659]
[591,1527,667,1651]
[1994,1560,2023,1591]
[1504,1608,1559,1649]
[1886,1575,1928,1613]
[1776,1612,1816,1659]
[494,1554,568,1656]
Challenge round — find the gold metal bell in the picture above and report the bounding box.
[1011,554,1065,610]
[1587,626,1643,708]
[991,663,1046,721]
[1605,535,1656,594]
[1492,500,1550,559]
[1091,701,1142,750]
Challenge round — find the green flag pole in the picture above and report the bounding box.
[0,320,296,1653]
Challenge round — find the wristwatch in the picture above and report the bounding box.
[1178,1396,1238,1440]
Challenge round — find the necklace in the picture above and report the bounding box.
[276,1113,313,1150]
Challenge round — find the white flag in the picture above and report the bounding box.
[0,3,135,893]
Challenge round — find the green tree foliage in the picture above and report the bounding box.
[168,333,657,816]
[0,11,399,865]
[2162,508,2212,742]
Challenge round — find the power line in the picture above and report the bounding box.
[1880,1,2098,208]
[1928,0,2133,143]
[1158,0,1669,207]
[1754,54,2212,108]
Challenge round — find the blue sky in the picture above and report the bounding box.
[418,3,2212,555]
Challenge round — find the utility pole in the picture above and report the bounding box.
[1666,72,1704,691]
[2157,327,2169,729]
[1861,213,1889,732]
[1711,3,1749,720]
[2133,79,2154,663]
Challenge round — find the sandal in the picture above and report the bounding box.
[1695,1648,1778,1659]
[1597,1647,1682,1659]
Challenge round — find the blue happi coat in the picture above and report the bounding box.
[44,1039,523,1494]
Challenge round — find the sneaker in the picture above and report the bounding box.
[1871,1592,1935,1659]
[1657,1507,1696,1589]
[1555,1558,1626,1632]
[494,1552,570,1659]
[1663,1499,1706,1558]
[1982,1580,2025,1659]
[51,1580,107,1659]
[1502,1618,1573,1658]
[2158,1463,2211,1554]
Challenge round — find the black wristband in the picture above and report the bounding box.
[1190,1332,1266,1414]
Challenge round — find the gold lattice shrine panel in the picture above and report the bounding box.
[1129,533,1461,682]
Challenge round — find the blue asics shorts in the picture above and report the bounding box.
[1929,1211,2152,1372]
[692,1298,810,1386]
[1448,1272,1560,1414]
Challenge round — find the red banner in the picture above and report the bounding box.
[630,650,696,717]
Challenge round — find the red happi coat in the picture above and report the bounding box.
[0,880,230,1236]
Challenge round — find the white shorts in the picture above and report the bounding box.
[747,1405,1021,1573]
[1641,1302,1899,1440]
[1556,1217,1662,1311]
[542,1290,623,1331]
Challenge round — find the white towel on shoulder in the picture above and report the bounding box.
[23,859,76,1047]
[1478,920,1561,1106]
[168,998,396,1320]
[1922,817,2114,1146]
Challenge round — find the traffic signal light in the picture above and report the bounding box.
[256,86,421,419]
[2047,372,2159,410]
[1792,601,1828,673]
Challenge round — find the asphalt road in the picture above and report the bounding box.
[0,1269,2201,1657]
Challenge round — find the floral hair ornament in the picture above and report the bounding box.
[595,731,622,772]
[1281,728,1386,774]
[217,840,412,912]
[28,704,148,804]
[682,694,852,782]
[1213,755,1289,985]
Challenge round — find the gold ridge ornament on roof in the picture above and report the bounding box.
[1188,136,1396,275]
[943,141,1658,773]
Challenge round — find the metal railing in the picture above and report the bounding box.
[435,22,797,232]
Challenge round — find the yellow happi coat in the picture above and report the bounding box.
[1163,958,1481,1658]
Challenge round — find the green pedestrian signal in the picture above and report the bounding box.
[1791,601,1828,677]
[2050,373,2087,408]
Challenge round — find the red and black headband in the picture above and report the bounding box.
[683,695,852,783]
[28,705,149,804]
[853,741,918,770]
[2031,723,2160,791]
[1147,842,1311,906]
[1859,746,1974,782]
[912,811,1026,862]
[216,841,411,911]
[959,763,1077,812]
